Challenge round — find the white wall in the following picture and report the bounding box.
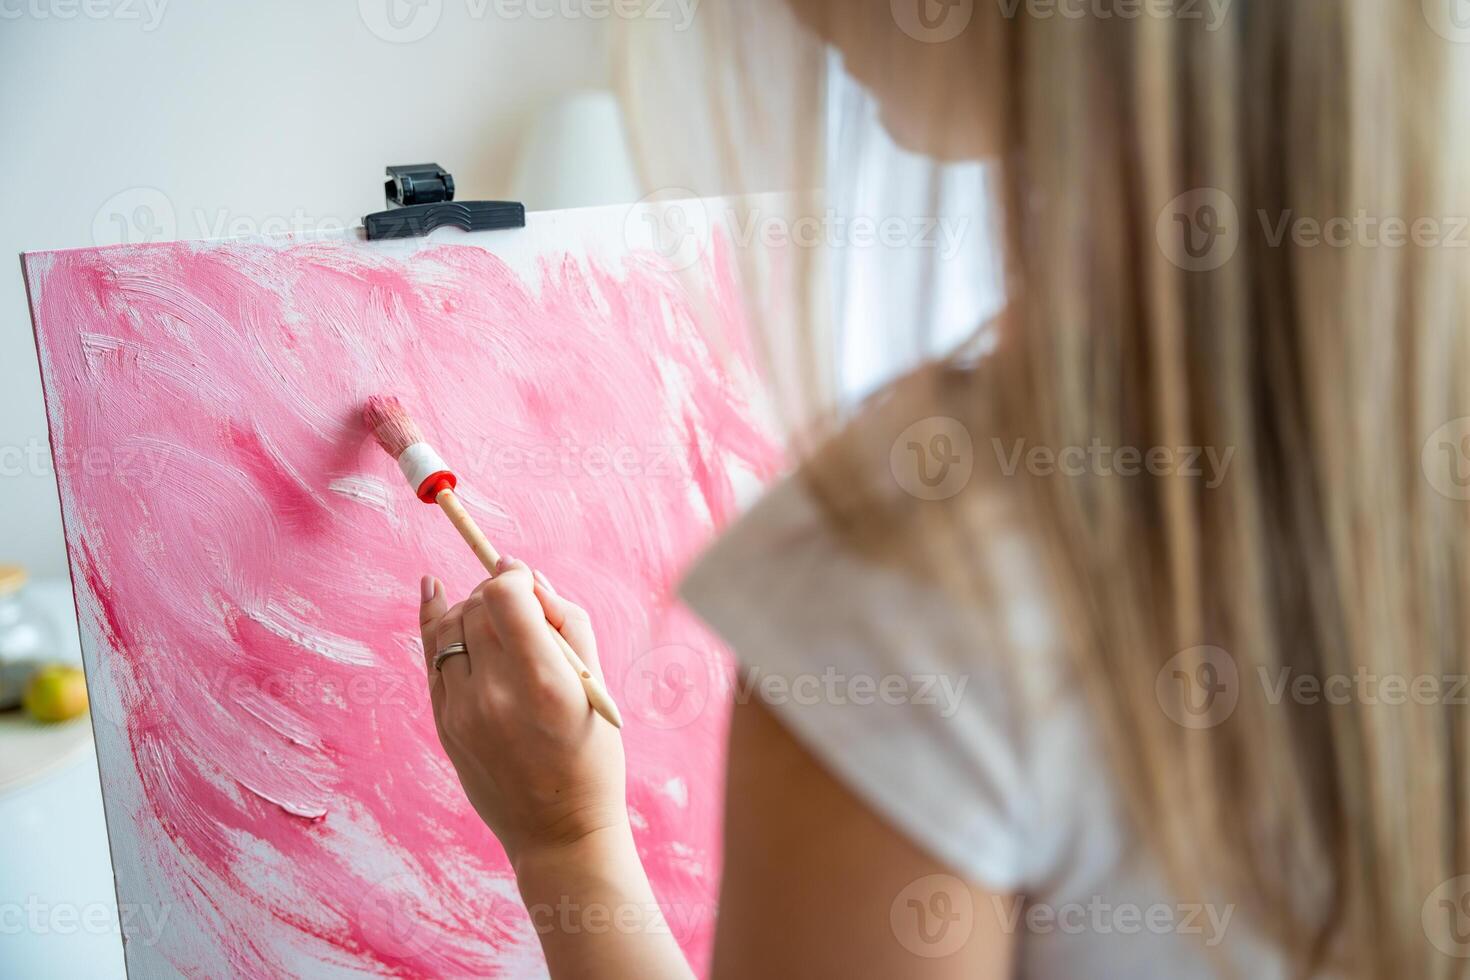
[0,0,614,577]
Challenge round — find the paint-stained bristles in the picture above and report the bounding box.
[362,395,424,458]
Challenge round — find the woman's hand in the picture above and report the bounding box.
[418,557,628,872]
[418,559,692,978]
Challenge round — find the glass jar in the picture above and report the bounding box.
[0,566,61,710]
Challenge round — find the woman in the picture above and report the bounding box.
[418,1,1470,976]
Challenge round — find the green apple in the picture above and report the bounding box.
[22,664,89,723]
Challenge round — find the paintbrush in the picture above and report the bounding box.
[363,395,623,729]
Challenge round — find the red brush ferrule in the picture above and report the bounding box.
[397,442,456,502]
[415,471,457,503]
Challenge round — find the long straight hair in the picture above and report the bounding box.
[619,2,1470,974]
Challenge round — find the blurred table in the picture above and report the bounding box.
[0,579,126,979]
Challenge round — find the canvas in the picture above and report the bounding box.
[22,201,781,977]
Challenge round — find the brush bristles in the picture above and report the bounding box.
[363,395,424,458]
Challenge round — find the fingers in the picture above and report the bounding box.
[434,600,472,686]
[532,569,602,681]
[465,557,558,667]
[429,560,600,698]
[419,575,448,677]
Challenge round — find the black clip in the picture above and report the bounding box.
[363,164,526,241]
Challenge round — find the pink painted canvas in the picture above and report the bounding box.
[23,203,780,978]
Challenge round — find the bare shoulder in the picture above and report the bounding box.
[711,697,1017,980]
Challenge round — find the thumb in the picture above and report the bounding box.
[531,569,601,681]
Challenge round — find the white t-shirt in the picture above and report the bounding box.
[680,476,1279,978]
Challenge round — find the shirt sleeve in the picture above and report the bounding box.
[679,474,1075,894]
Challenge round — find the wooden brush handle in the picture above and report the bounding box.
[435,487,503,571]
[435,488,623,729]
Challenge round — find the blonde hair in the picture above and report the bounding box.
[618,1,1470,975]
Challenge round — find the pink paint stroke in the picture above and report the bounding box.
[27,230,780,978]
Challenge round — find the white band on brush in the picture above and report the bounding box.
[397,442,451,490]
